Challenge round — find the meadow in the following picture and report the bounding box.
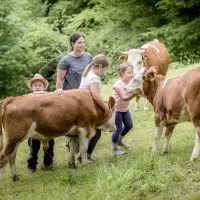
[1,63,200,200]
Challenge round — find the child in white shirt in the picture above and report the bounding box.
[78,54,111,163]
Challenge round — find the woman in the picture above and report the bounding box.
[55,32,92,93]
[55,32,99,163]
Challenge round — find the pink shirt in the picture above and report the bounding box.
[113,79,130,112]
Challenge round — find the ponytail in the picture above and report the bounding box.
[82,62,93,77]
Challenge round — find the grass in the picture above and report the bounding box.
[1,63,200,200]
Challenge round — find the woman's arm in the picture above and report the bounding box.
[115,87,141,101]
[89,83,109,112]
[55,69,67,94]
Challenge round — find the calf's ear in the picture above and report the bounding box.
[108,96,115,108]
[150,66,158,74]
[119,55,128,62]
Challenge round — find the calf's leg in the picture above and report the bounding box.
[0,142,18,184]
[9,149,18,181]
[144,99,150,111]
[78,129,89,165]
[190,127,200,161]
[161,126,175,154]
[152,126,163,153]
[134,96,140,111]
[68,137,78,168]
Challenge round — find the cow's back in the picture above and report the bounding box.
[2,90,105,137]
[142,41,170,76]
[149,67,200,121]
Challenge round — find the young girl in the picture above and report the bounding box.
[112,62,141,155]
[79,54,111,162]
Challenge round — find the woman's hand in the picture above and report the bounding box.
[54,88,64,94]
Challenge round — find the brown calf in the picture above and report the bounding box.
[0,89,115,184]
[126,66,200,161]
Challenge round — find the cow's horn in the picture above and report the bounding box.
[120,51,128,54]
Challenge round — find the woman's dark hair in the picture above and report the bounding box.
[70,32,85,51]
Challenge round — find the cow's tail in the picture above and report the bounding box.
[0,100,4,152]
[0,97,14,152]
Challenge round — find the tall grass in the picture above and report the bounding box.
[0,63,200,200]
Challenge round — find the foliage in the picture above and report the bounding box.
[0,0,67,97]
[0,0,200,97]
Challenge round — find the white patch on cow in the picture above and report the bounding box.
[0,163,8,184]
[166,109,191,125]
[64,126,78,136]
[152,126,163,152]
[126,49,144,72]
[98,113,116,132]
[162,78,169,89]
[153,39,159,42]
[190,133,200,161]
[162,129,173,154]
[126,67,145,93]
[26,122,47,141]
[10,164,17,179]
[141,44,149,49]
[143,99,150,110]
[78,128,89,165]
[146,44,160,54]
[141,43,161,61]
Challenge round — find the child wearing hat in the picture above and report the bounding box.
[27,74,55,172]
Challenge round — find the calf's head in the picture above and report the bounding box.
[98,96,116,132]
[125,67,155,94]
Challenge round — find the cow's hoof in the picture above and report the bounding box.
[144,107,150,111]
[161,151,168,155]
[68,163,76,168]
[134,108,140,112]
[152,150,160,155]
[12,175,19,182]
[190,157,198,162]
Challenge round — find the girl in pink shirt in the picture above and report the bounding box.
[112,62,141,155]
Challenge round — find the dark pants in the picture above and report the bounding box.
[112,111,133,143]
[66,129,102,156]
[27,138,55,170]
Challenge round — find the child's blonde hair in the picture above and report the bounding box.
[82,54,109,77]
[117,62,132,77]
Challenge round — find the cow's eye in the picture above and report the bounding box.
[138,61,142,64]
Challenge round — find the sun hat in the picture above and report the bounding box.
[27,74,49,90]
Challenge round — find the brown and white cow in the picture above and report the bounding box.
[126,66,200,161]
[120,40,170,111]
[0,89,115,184]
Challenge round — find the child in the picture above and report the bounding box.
[112,62,141,155]
[78,54,111,163]
[27,74,55,172]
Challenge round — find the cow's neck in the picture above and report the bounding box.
[143,75,165,105]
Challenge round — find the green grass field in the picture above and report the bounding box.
[1,63,200,200]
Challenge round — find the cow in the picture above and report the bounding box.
[125,66,200,161]
[0,89,115,184]
[120,40,170,111]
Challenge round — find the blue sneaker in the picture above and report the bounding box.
[118,140,129,148]
[112,148,126,155]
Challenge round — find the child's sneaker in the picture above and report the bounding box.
[77,156,96,164]
[118,140,129,148]
[87,157,96,164]
[112,148,126,156]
